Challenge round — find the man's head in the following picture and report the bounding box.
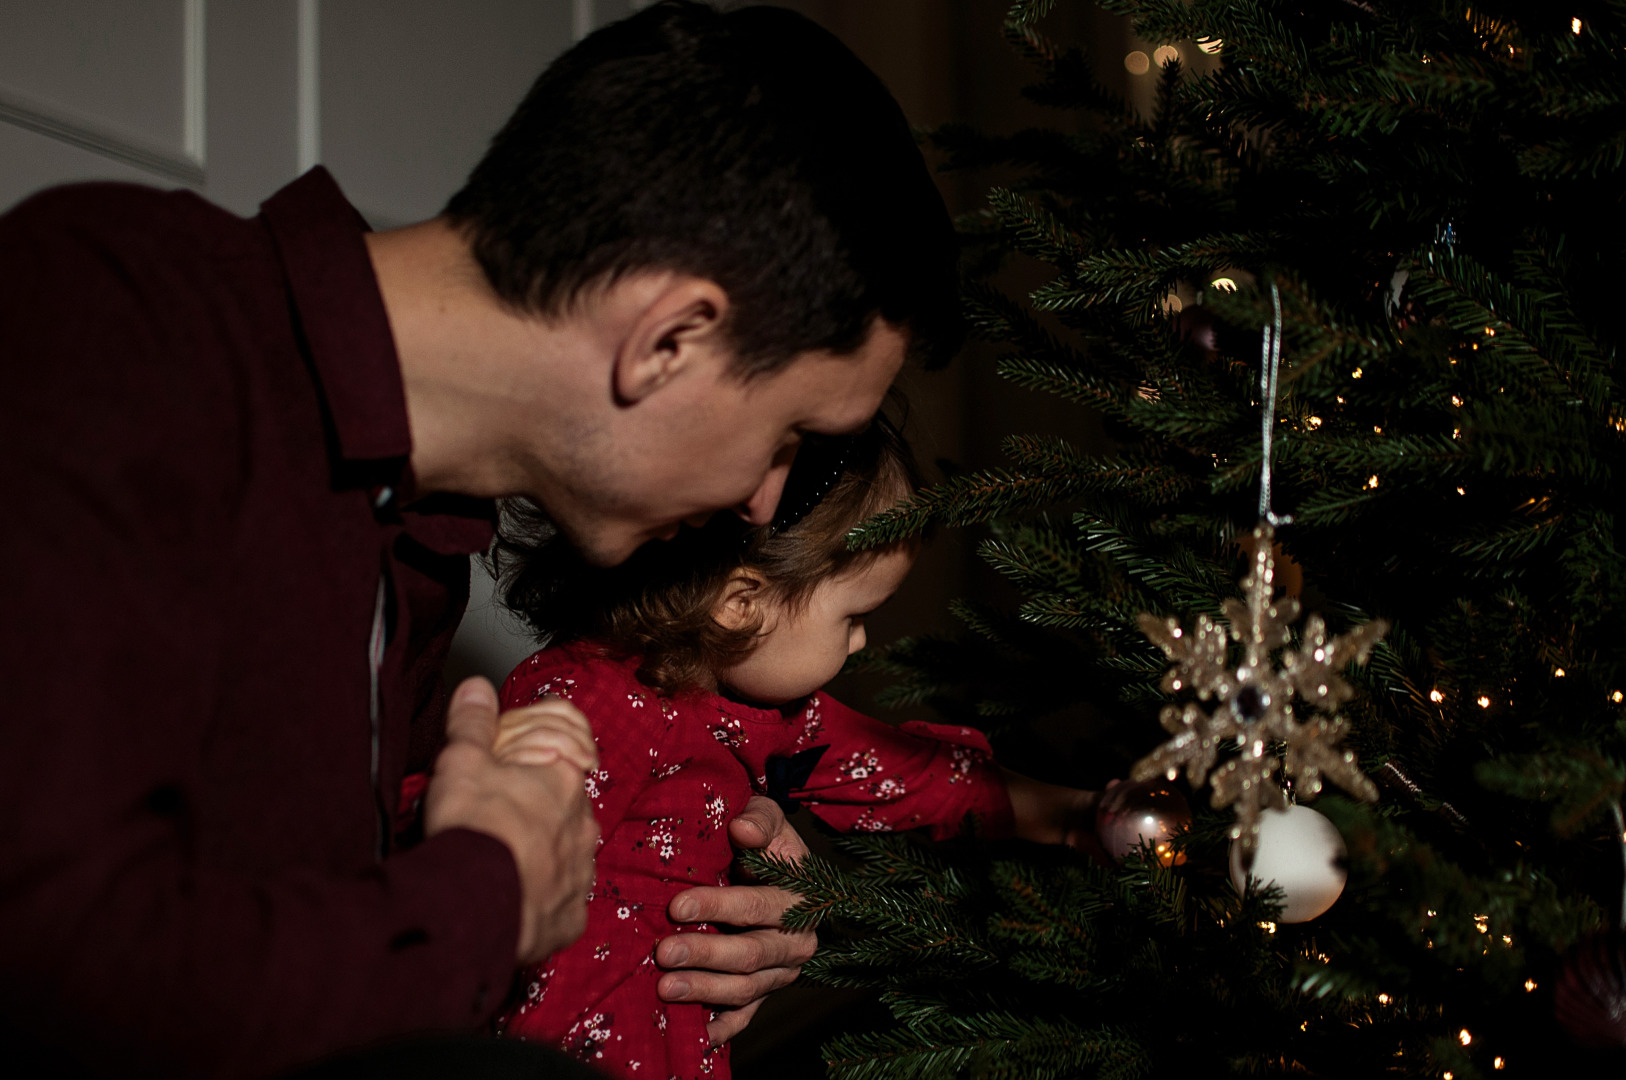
[443,0,960,377]
[428,2,956,565]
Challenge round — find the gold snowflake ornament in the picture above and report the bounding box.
[1130,523,1386,855]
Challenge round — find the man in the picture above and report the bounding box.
[0,3,958,1077]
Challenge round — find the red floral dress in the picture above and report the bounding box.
[493,641,1014,1079]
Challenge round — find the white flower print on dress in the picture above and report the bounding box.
[835,748,882,782]
[563,1011,614,1062]
[585,766,613,807]
[709,712,745,749]
[627,690,648,708]
[849,806,893,833]
[697,786,728,840]
[871,776,907,801]
[525,675,578,703]
[947,744,986,783]
[648,747,684,781]
[799,698,825,744]
[635,816,682,864]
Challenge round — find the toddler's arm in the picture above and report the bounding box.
[1001,768,1102,854]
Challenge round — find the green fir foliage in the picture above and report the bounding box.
[821,0,1626,1076]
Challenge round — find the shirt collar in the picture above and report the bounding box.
[260,166,410,465]
[261,168,493,557]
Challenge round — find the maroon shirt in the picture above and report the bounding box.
[0,169,522,1078]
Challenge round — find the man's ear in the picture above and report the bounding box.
[613,276,731,405]
[712,568,769,632]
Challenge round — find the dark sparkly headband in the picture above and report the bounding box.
[766,433,858,536]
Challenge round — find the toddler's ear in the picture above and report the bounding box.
[712,569,768,631]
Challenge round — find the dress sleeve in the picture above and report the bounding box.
[789,694,1015,840]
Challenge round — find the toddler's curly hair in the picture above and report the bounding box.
[493,412,920,695]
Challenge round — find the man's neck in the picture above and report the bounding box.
[363,218,556,501]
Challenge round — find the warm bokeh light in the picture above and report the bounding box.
[1430,689,1445,703]
[1125,50,1150,75]
[1459,1029,1472,1046]
[1555,667,1567,677]
[1198,38,1223,54]
[1524,978,1537,992]
[1153,45,1181,66]
[1477,695,1492,709]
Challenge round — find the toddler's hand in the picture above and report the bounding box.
[492,696,598,774]
[1002,767,1104,857]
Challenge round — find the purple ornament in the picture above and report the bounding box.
[1556,929,1626,1049]
[1095,779,1192,865]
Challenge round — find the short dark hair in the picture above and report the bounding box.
[444,0,961,375]
[494,413,921,694]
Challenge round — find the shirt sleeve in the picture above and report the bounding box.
[789,693,1015,840]
[0,190,521,1079]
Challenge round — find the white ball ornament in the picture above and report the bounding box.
[1228,804,1347,923]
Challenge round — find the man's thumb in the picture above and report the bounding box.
[446,676,500,746]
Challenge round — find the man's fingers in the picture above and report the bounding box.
[444,677,500,749]
[494,728,596,773]
[667,883,799,929]
[656,962,803,1008]
[493,698,598,771]
[705,997,765,1048]
[655,921,817,975]
[728,795,810,861]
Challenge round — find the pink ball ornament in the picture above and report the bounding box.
[1094,779,1192,865]
[1555,929,1626,1049]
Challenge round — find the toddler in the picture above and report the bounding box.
[488,417,1094,1079]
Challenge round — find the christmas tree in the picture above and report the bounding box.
[745,1,1626,1076]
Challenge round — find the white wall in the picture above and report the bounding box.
[0,0,613,686]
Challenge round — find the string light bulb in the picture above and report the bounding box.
[1555,667,1567,677]
[1210,276,1238,292]
[1614,691,1624,704]
[1494,1058,1505,1071]
[1477,695,1492,708]
[1459,1029,1472,1046]
[1430,689,1445,703]
[1525,978,1537,992]
[1377,992,1391,1004]
[1573,17,1583,34]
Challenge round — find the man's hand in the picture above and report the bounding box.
[493,695,598,773]
[424,677,600,964]
[655,796,818,1047]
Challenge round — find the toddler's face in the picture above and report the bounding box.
[719,547,916,706]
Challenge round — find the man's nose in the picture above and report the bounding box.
[735,446,797,526]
